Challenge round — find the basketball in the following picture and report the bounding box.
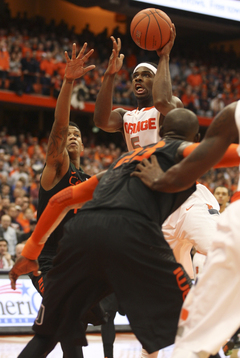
[130,8,172,51]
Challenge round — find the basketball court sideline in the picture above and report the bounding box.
[0,332,240,358]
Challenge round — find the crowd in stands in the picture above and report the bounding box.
[0,126,238,271]
[0,6,240,114]
[0,6,239,270]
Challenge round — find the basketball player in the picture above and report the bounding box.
[10,108,201,358]
[29,42,105,358]
[131,100,240,358]
[94,24,221,358]
[94,24,182,149]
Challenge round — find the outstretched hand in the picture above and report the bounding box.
[9,256,41,290]
[156,23,176,57]
[130,155,164,189]
[106,36,125,75]
[64,42,95,82]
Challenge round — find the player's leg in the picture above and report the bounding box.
[101,309,117,358]
[17,333,57,358]
[171,200,240,358]
[100,293,119,358]
[141,348,159,358]
[27,213,111,358]
[60,340,84,358]
[30,267,85,358]
[102,212,192,354]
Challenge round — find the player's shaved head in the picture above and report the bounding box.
[161,108,200,143]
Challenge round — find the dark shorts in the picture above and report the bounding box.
[33,209,191,353]
[29,258,53,297]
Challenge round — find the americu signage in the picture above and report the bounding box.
[0,278,42,327]
[0,276,130,331]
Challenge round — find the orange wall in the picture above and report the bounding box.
[6,0,127,36]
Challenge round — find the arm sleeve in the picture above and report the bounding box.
[183,143,239,168]
[21,175,99,260]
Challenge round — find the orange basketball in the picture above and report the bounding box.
[130,8,172,51]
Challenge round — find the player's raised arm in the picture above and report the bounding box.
[41,42,95,190]
[93,36,125,132]
[153,24,183,116]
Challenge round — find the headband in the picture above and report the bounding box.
[133,63,157,75]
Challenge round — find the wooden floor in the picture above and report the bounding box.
[0,332,239,358]
[0,332,142,358]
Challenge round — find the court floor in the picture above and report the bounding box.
[0,332,142,358]
[0,332,240,358]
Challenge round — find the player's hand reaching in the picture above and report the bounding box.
[64,42,96,82]
[106,36,125,75]
[9,256,41,290]
[131,155,164,190]
[156,23,176,57]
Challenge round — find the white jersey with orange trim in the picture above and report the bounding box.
[163,183,219,279]
[123,106,160,151]
[171,100,240,358]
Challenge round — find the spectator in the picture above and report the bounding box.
[1,196,10,216]
[213,186,230,213]
[14,242,25,261]
[8,51,22,95]
[39,52,55,95]
[8,203,23,238]
[0,237,14,269]
[198,90,212,117]
[16,206,34,234]
[187,66,202,88]
[0,182,11,199]
[9,161,29,187]
[0,214,17,257]
[210,93,225,116]
[0,158,9,180]
[21,194,35,212]
[29,172,41,210]
[181,85,198,113]
[20,50,39,93]
[11,178,28,196]
[0,39,10,89]
[18,218,37,244]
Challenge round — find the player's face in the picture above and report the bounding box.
[66,126,83,156]
[132,66,155,100]
[214,187,230,206]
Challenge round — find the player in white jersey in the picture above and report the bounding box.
[123,106,161,150]
[131,101,240,358]
[93,25,183,149]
